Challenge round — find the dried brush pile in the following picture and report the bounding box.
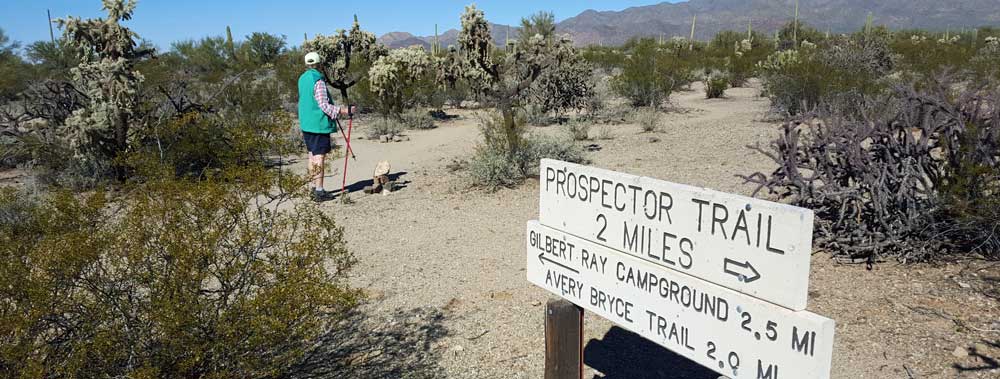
[744,74,999,262]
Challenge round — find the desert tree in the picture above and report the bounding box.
[243,32,287,66]
[303,16,387,104]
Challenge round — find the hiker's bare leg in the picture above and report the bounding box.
[310,153,325,190]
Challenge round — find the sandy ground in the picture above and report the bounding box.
[275,82,999,378]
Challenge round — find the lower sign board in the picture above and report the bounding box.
[527,220,834,379]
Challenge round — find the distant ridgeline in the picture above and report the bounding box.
[378,0,1000,48]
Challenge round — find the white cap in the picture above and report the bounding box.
[304,52,321,65]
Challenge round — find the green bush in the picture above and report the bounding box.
[611,38,697,108]
[0,169,358,377]
[469,111,585,190]
[401,108,436,130]
[758,33,894,117]
[704,71,729,99]
[365,117,405,139]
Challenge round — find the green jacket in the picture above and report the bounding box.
[297,69,336,134]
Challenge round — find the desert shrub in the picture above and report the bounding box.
[401,108,436,130]
[583,74,610,119]
[758,33,894,117]
[971,36,1000,81]
[708,30,772,87]
[777,20,825,50]
[469,111,584,190]
[743,75,1000,261]
[634,107,661,132]
[704,71,729,99]
[365,117,405,139]
[242,31,287,66]
[0,166,358,377]
[611,38,694,108]
[468,147,526,190]
[581,46,626,74]
[564,121,591,141]
[527,133,585,164]
[0,28,32,102]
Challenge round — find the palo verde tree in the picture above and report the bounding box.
[303,16,387,105]
[55,0,153,177]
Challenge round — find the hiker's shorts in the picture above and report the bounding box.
[303,131,332,155]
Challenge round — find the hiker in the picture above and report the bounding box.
[298,51,355,201]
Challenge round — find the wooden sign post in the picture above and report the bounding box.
[544,299,583,379]
[529,160,835,379]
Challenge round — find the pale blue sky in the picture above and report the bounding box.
[1,0,675,50]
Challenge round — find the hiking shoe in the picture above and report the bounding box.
[311,189,331,202]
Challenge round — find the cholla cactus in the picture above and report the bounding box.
[369,46,431,96]
[734,38,752,57]
[304,16,387,100]
[936,35,961,45]
[56,0,149,163]
[450,4,592,115]
[368,46,432,115]
[972,36,1000,69]
[455,5,497,94]
[758,49,800,72]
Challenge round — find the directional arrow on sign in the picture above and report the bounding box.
[723,258,761,283]
[537,252,580,274]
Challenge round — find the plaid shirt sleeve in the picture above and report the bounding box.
[313,80,341,119]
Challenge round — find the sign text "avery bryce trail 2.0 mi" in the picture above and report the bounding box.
[538,159,815,310]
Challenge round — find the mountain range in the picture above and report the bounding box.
[378,0,1000,48]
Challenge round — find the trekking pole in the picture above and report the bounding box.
[337,119,357,160]
[341,106,355,194]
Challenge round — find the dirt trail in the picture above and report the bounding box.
[293,83,1000,379]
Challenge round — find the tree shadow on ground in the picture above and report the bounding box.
[585,326,719,379]
[293,305,448,379]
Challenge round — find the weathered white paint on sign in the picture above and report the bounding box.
[526,220,834,379]
[538,159,815,310]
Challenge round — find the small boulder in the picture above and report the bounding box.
[952,346,968,358]
[392,135,403,142]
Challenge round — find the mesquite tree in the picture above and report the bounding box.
[303,17,387,104]
[56,0,152,170]
[450,5,592,155]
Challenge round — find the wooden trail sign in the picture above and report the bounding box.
[527,221,835,379]
[538,159,814,310]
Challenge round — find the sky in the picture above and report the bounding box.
[1,0,673,50]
